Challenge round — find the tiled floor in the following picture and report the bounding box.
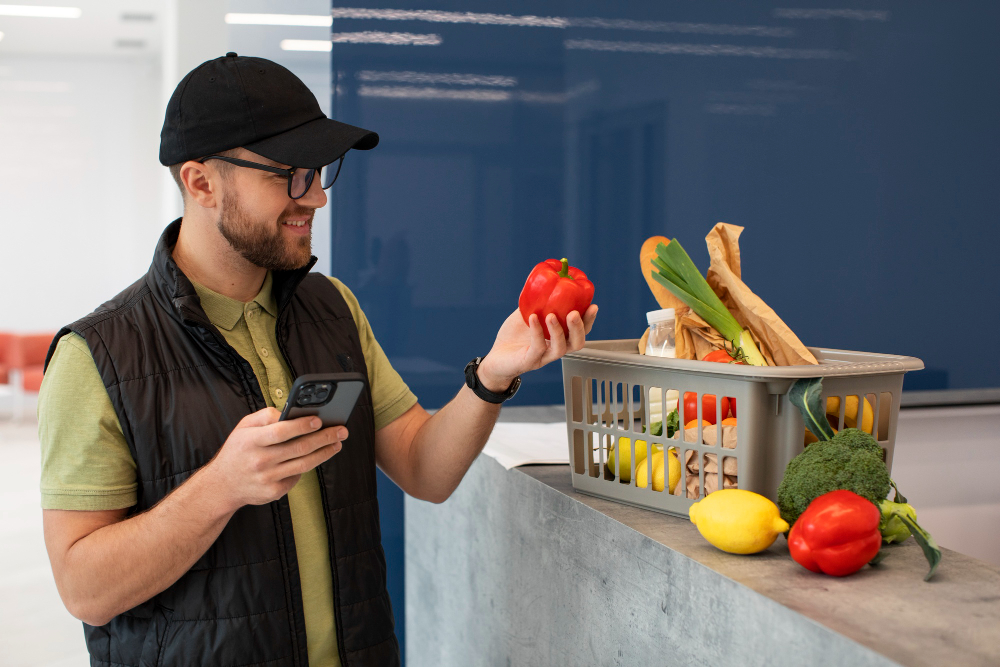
[0,419,89,666]
[1,404,998,665]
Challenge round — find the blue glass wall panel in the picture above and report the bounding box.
[331,2,1000,657]
[331,1,1000,404]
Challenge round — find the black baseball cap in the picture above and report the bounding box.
[159,52,378,169]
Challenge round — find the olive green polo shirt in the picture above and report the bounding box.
[38,273,418,667]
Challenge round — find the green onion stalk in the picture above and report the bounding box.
[650,240,769,367]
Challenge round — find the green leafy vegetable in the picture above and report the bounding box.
[649,240,768,366]
[788,378,836,441]
[647,409,680,439]
[895,511,942,582]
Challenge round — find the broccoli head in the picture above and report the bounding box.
[830,428,883,458]
[776,439,891,528]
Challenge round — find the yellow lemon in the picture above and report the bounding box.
[607,436,661,482]
[635,448,680,494]
[825,396,874,433]
[688,489,789,554]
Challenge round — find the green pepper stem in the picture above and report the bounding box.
[558,258,571,279]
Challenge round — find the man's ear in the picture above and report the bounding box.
[179,160,220,209]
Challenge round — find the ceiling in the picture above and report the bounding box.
[0,1,165,56]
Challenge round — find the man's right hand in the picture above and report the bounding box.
[208,407,347,510]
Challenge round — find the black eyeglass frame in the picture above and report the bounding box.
[196,154,345,200]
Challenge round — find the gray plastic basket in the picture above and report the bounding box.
[561,340,924,518]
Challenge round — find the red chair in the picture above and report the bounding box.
[0,332,12,385]
[13,333,55,392]
[4,332,57,420]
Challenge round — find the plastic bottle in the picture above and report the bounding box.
[646,308,676,358]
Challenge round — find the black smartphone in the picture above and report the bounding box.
[278,372,366,428]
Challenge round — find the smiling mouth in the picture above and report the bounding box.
[282,219,309,227]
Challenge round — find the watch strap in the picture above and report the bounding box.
[464,357,520,404]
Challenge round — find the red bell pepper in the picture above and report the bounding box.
[518,258,594,340]
[788,490,882,577]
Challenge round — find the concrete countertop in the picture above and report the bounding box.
[406,404,1000,667]
[516,463,1000,667]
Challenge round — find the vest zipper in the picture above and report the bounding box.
[276,316,350,667]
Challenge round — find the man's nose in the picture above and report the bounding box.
[298,171,328,208]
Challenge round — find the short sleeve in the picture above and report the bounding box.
[327,277,419,431]
[37,333,138,510]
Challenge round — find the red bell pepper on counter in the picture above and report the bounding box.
[788,490,882,577]
[518,258,594,340]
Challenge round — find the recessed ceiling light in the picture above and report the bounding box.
[280,39,332,52]
[0,4,82,18]
[226,13,331,27]
[281,32,443,50]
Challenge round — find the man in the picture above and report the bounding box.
[38,53,598,667]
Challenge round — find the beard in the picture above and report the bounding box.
[217,190,314,271]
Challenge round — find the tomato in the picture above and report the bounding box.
[729,398,737,419]
[683,392,731,425]
[702,349,745,364]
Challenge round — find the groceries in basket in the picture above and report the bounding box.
[639,224,817,366]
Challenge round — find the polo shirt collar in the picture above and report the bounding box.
[191,272,278,332]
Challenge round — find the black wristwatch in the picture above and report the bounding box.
[464,357,520,404]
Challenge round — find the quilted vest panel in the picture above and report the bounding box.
[46,220,399,667]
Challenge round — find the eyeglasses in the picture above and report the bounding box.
[197,154,345,200]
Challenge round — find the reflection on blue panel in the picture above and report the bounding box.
[331,2,1000,662]
[331,2,1000,401]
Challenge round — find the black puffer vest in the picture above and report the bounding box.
[45,220,399,667]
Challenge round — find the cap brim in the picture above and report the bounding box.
[243,117,379,169]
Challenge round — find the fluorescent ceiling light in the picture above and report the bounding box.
[329,8,790,37]
[358,85,511,102]
[281,39,332,51]
[357,70,516,87]
[773,8,889,21]
[282,32,442,50]
[332,8,564,28]
[357,85,567,105]
[0,4,82,18]
[228,9,790,38]
[333,31,441,45]
[226,13,331,27]
[564,38,849,60]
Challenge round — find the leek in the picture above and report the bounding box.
[650,240,769,366]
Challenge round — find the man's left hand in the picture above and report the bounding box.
[477,305,599,393]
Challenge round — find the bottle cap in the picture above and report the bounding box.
[646,308,675,325]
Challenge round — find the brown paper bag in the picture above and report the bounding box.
[680,424,739,498]
[673,224,817,366]
[686,471,738,498]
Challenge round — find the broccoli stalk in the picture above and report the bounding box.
[781,378,941,581]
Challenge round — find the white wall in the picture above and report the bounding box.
[0,54,164,332]
[0,1,335,333]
